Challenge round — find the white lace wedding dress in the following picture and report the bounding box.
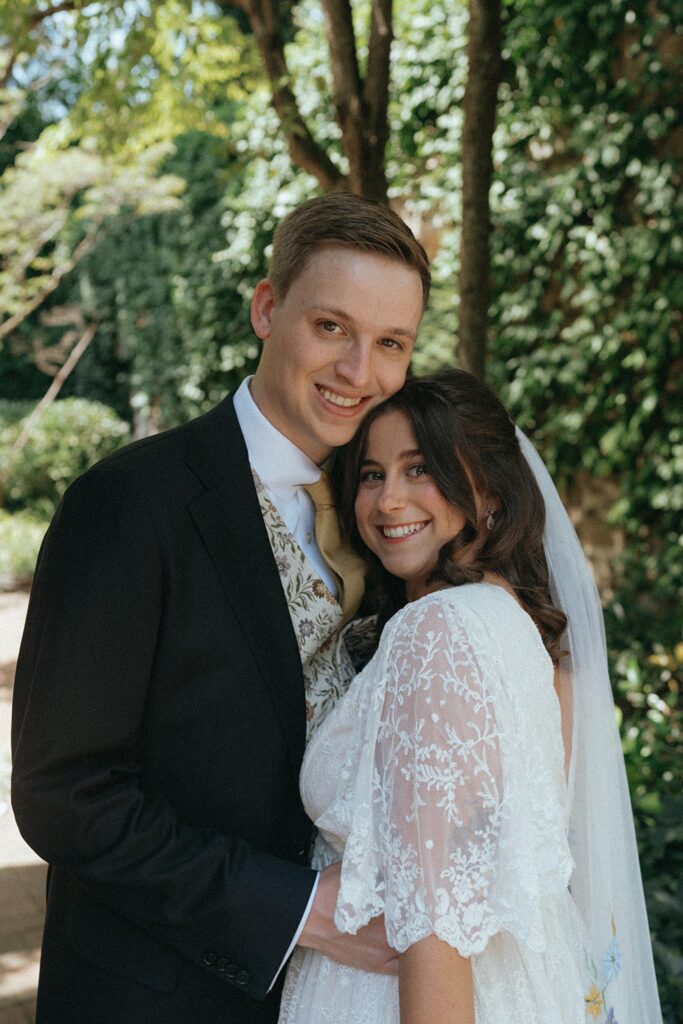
[279,583,591,1024]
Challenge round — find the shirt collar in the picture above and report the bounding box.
[233,376,322,494]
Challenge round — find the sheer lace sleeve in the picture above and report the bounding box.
[335,592,569,957]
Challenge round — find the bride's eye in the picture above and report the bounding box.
[407,463,429,478]
[359,469,384,484]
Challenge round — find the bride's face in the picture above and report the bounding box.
[354,410,469,602]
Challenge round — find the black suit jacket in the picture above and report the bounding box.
[11,396,318,1024]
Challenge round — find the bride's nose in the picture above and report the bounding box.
[376,477,407,513]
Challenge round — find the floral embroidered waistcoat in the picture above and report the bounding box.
[253,471,358,739]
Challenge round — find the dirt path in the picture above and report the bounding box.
[0,591,44,1023]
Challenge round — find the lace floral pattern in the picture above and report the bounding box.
[280,584,591,1024]
[329,588,574,955]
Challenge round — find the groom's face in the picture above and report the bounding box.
[250,246,423,464]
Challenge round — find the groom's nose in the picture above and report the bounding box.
[334,340,372,389]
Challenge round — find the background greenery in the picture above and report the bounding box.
[1,0,680,1018]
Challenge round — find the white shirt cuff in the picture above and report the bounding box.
[267,872,320,993]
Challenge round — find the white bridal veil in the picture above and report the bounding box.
[517,429,663,1023]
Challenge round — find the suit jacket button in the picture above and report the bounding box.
[236,969,250,987]
[216,958,229,973]
[202,951,217,967]
[225,963,238,980]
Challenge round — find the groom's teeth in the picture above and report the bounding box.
[381,523,427,538]
[320,387,362,408]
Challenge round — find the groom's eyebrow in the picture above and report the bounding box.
[309,304,417,338]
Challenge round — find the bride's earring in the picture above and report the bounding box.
[485,508,497,531]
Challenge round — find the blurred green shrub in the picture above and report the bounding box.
[0,398,130,519]
[0,509,48,589]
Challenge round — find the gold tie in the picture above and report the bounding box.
[303,471,366,623]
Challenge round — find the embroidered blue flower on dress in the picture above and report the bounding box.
[603,937,621,985]
[584,918,622,1023]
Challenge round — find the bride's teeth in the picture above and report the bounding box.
[382,523,426,538]
[320,387,362,408]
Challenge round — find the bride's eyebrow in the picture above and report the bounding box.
[360,449,423,466]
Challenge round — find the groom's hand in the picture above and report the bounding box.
[297,861,398,975]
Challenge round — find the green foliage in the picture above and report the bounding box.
[0,398,130,518]
[0,138,185,335]
[612,635,683,1022]
[0,333,48,400]
[0,2,233,347]
[482,1,682,1016]
[637,790,683,1023]
[0,508,47,589]
[63,131,262,426]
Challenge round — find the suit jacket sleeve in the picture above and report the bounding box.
[11,464,316,1001]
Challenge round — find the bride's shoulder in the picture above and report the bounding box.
[387,582,510,623]
[380,583,526,650]
[380,585,476,641]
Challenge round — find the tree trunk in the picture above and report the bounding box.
[321,0,392,201]
[459,0,503,380]
[363,0,392,201]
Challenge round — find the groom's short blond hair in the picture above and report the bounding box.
[268,193,431,309]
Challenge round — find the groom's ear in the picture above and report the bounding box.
[251,279,277,340]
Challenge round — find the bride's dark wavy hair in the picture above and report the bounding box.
[338,369,567,662]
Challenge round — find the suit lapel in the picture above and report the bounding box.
[185,397,307,775]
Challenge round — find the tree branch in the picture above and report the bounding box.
[12,320,98,453]
[28,1,79,31]
[10,210,70,282]
[1,49,67,138]
[0,47,18,90]
[0,219,105,342]
[232,0,345,192]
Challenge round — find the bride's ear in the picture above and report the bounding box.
[484,504,500,532]
[472,486,499,533]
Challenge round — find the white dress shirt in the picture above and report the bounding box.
[232,376,324,987]
[233,377,338,598]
